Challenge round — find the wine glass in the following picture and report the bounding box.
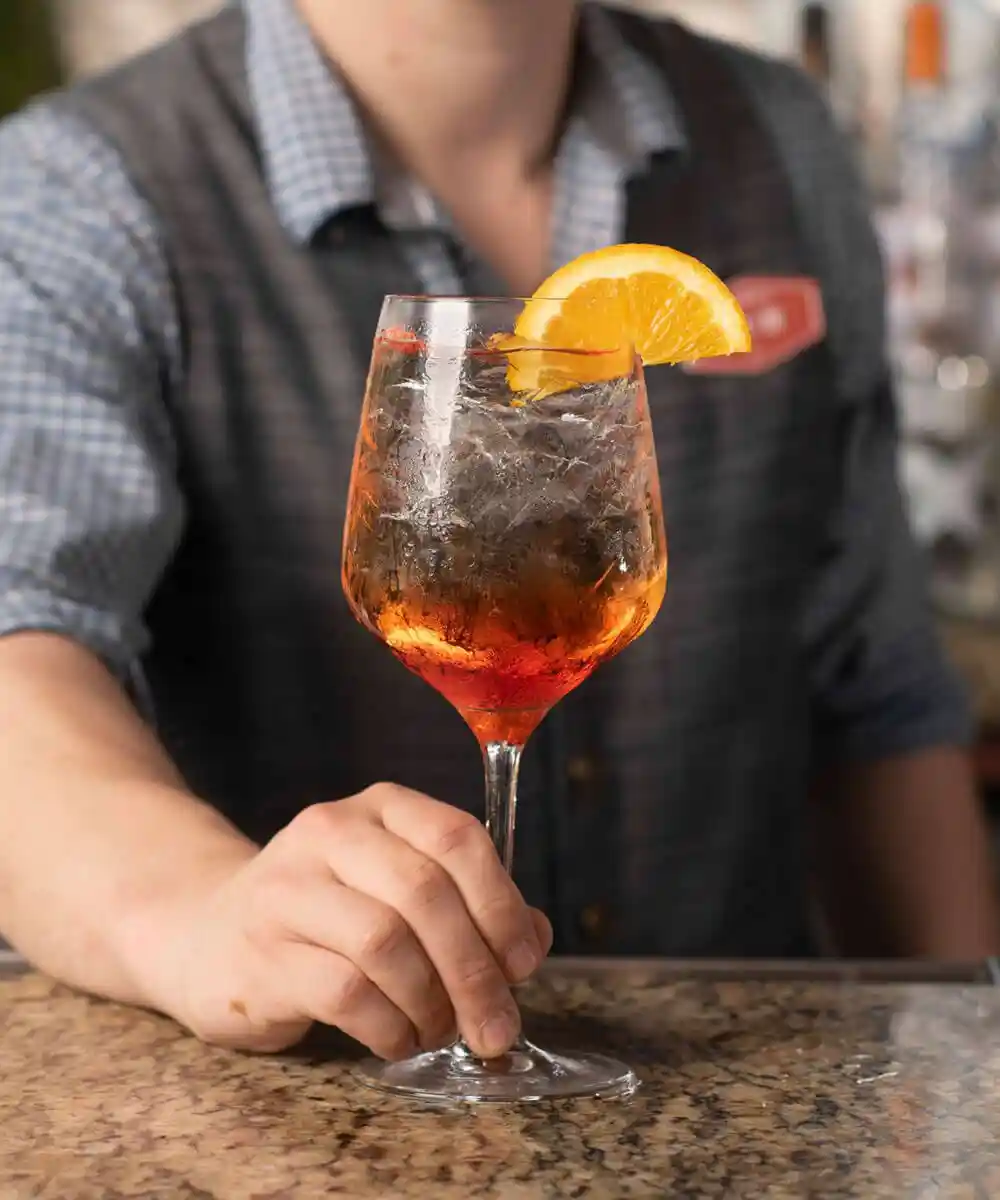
[342,295,667,1101]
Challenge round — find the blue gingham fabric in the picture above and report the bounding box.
[0,0,679,679]
[0,0,970,756]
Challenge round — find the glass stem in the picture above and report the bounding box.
[482,741,522,875]
[440,742,527,1070]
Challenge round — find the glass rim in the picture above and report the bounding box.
[380,295,638,359]
[384,293,572,304]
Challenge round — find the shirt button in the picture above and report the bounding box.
[566,755,597,785]
[579,903,609,943]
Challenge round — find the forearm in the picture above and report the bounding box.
[814,746,1000,958]
[0,632,256,1003]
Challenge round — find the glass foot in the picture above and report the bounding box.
[356,1037,639,1103]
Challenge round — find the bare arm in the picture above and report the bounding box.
[802,372,998,957]
[0,104,220,1004]
[0,633,256,1003]
[0,633,548,1058]
[736,54,1000,958]
[0,110,546,1059]
[815,747,1000,959]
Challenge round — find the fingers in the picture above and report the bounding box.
[368,786,546,984]
[272,792,552,1061]
[270,872,456,1054]
[327,817,521,1059]
[277,941,418,1062]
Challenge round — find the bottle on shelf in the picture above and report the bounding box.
[797,1,866,157]
[895,2,951,326]
[800,2,832,90]
[965,31,1000,366]
[887,1,1000,622]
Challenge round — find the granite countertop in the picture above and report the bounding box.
[2,959,999,1199]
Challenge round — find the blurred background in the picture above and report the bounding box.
[8,0,1000,802]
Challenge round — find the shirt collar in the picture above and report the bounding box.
[243,0,685,245]
[576,4,684,166]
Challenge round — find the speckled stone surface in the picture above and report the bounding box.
[1,962,999,1198]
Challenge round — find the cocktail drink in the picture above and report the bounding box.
[344,323,666,748]
[342,248,749,1102]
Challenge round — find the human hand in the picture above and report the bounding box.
[148,784,552,1059]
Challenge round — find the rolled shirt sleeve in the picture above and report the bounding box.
[801,371,973,763]
[0,55,972,763]
[0,103,183,679]
[714,41,973,763]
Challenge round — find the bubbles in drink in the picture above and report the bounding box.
[343,336,667,744]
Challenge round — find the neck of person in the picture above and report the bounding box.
[296,0,578,194]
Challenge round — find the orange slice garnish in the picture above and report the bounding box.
[508,243,751,395]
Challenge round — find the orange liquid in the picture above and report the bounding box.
[342,337,668,745]
[354,568,666,745]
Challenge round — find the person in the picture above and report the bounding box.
[0,0,997,1064]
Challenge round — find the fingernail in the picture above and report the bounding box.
[506,938,540,982]
[479,1008,520,1058]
